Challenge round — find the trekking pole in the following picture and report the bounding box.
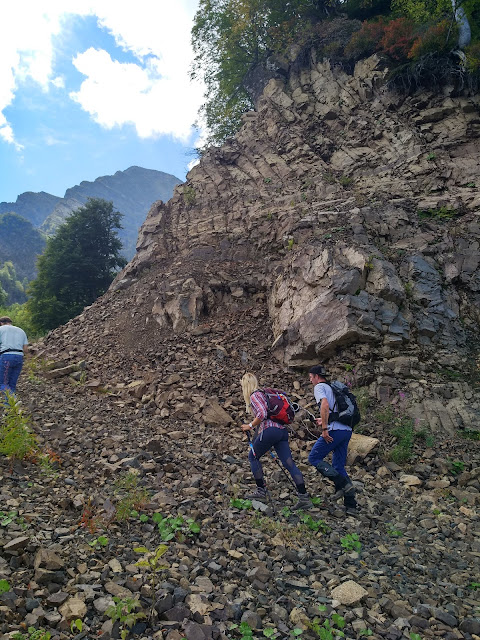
[245,431,277,517]
[268,450,297,492]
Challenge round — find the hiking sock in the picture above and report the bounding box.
[255,479,266,488]
[296,483,307,495]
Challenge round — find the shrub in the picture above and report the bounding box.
[379,18,416,61]
[114,471,149,521]
[345,18,386,59]
[408,20,457,60]
[465,41,480,73]
[0,392,38,460]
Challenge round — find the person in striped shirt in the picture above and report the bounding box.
[240,372,312,510]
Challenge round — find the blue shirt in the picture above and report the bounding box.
[0,325,28,355]
[313,382,351,432]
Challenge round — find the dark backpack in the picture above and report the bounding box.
[260,388,296,425]
[326,381,361,428]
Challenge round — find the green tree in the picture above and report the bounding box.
[27,198,126,332]
[191,0,334,146]
[0,283,6,307]
[391,0,475,46]
[0,261,26,305]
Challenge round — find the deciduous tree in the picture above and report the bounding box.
[191,0,334,146]
[27,198,126,332]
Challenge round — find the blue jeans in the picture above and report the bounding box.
[0,354,24,393]
[308,429,356,507]
[249,427,304,487]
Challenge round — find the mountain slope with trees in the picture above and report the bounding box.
[0,213,46,304]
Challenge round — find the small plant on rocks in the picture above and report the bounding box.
[386,523,403,537]
[448,459,465,475]
[183,185,196,205]
[35,448,61,477]
[79,497,100,534]
[89,535,109,548]
[230,498,253,510]
[135,544,169,615]
[152,512,201,541]
[24,356,49,384]
[0,579,11,593]
[340,532,362,552]
[339,175,353,188]
[0,510,27,529]
[12,628,51,640]
[114,471,149,522]
[70,619,83,634]
[309,608,346,639]
[0,392,39,461]
[105,596,145,640]
[229,621,255,640]
[298,512,330,534]
[417,206,459,221]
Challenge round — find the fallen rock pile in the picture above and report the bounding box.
[1,363,479,640]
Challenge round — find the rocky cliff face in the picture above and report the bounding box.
[39,53,480,434]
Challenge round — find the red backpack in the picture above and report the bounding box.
[260,388,295,425]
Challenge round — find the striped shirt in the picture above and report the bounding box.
[250,390,286,435]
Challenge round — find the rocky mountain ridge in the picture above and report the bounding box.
[0,167,182,262]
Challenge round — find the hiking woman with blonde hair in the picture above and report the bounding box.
[240,372,311,510]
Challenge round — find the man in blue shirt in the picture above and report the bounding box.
[308,365,358,516]
[0,316,28,394]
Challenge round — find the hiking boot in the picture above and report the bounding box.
[292,492,312,511]
[345,506,359,517]
[331,482,355,501]
[246,487,267,501]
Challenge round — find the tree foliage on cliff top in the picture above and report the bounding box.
[191,0,334,146]
[191,0,479,147]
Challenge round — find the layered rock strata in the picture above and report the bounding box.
[41,53,480,433]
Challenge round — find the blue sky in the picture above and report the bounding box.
[0,1,203,203]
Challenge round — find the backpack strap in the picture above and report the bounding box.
[320,381,337,412]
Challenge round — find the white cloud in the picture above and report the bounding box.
[0,119,23,151]
[70,47,203,141]
[70,1,204,142]
[0,0,204,148]
[51,76,65,89]
[0,2,67,147]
